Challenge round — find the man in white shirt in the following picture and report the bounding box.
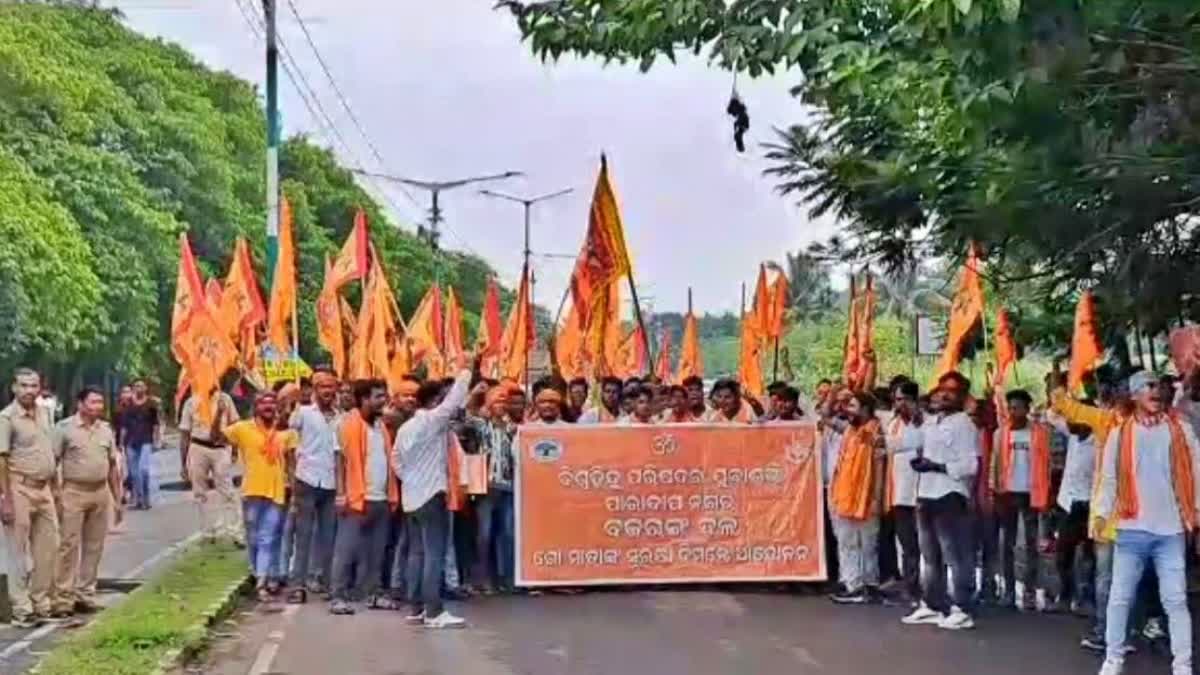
[577,377,623,424]
[991,389,1051,610]
[886,380,924,604]
[393,365,473,629]
[286,369,341,604]
[902,371,978,631]
[1046,409,1097,615]
[1096,371,1200,675]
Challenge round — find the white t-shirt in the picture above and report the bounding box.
[1006,428,1032,494]
[365,423,389,502]
[887,418,924,507]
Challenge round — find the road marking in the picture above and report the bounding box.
[0,530,203,662]
[247,604,299,675]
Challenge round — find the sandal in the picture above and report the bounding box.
[329,599,356,615]
[287,588,307,605]
[367,595,399,611]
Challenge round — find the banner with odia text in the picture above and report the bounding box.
[515,423,825,586]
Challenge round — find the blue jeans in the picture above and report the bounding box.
[473,490,515,588]
[1105,529,1191,670]
[243,497,286,582]
[125,443,154,507]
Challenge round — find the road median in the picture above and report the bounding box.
[34,542,249,675]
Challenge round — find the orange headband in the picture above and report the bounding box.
[535,389,563,404]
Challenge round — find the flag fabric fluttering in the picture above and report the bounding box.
[752,265,772,337]
[1068,290,1104,393]
[444,286,466,371]
[569,155,633,328]
[348,263,399,382]
[205,279,223,312]
[737,308,765,400]
[994,307,1018,387]
[677,310,703,382]
[176,303,239,428]
[654,329,673,384]
[267,196,297,354]
[554,302,587,381]
[218,238,267,369]
[842,277,861,387]
[768,268,790,341]
[842,274,877,391]
[171,233,206,360]
[498,265,535,383]
[316,255,348,377]
[408,284,446,378]
[614,322,648,379]
[328,208,371,291]
[474,278,504,378]
[933,243,986,383]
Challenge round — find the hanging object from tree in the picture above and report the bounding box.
[726,89,750,152]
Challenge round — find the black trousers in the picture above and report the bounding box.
[1055,501,1094,603]
[893,505,921,599]
[330,500,392,602]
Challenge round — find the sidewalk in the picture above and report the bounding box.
[0,444,209,674]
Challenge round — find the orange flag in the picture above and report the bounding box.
[475,278,504,378]
[738,309,765,400]
[205,279,223,312]
[569,155,633,328]
[328,208,371,291]
[654,329,673,383]
[768,270,790,340]
[408,285,446,378]
[753,265,772,337]
[347,263,399,381]
[171,233,206,360]
[585,281,623,377]
[267,196,297,354]
[498,265,535,383]
[933,243,986,383]
[994,307,1018,387]
[218,238,267,368]
[554,302,587,380]
[316,255,348,376]
[444,286,466,370]
[1068,290,1104,392]
[176,305,238,427]
[854,274,876,385]
[615,323,648,379]
[842,277,861,386]
[677,310,703,382]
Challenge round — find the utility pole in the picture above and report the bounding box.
[263,0,281,280]
[479,187,573,311]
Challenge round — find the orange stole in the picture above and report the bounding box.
[338,411,400,513]
[830,420,882,521]
[1115,415,1197,531]
[997,422,1053,511]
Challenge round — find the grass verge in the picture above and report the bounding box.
[36,542,247,675]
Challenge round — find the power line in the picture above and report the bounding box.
[280,0,423,214]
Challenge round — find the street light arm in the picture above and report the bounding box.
[481,186,574,206]
[352,169,524,192]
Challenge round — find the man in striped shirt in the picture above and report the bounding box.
[392,359,474,629]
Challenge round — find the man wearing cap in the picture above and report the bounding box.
[1096,370,1200,675]
[531,388,566,425]
[285,368,342,604]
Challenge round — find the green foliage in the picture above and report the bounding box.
[500,0,1200,350]
[0,5,504,396]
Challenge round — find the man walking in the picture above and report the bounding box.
[394,358,474,629]
[115,379,159,510]
[329,379,400,615]
[286,369,341,604]
[1096,371,1200,675]
[0,368,61,626]
[179,385,242,545]
[52,386,121,618]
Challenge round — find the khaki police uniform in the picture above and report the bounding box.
[53,414,116,612]
[179,392,241,543]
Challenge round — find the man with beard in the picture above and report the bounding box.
[579,377,623,424]
[883,380,924,606]
[683,376,708,420]
[829,391,886,604]
[658,385,695,424]
[702,379,755,424]
[566,378,589,423]
[620,386,657,425]
[472,383,524,593]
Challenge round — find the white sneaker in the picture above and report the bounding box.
[423,610,466,629]
[937,606,975,631]
[901,602,944,626]
[1097,658,1123,675]
[404,610,425,625]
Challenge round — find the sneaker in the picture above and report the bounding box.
[902,602,945,626]
[1143,617,1166,640]
[423,610,466,629]
[1080,629,1106,653]
[937,606,975,631]
[10,614,42,629]
[329,599,355,615]
[405,610,426,625]
[830,588,867,605]
[1098,658,1123,675]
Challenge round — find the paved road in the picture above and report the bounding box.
[0,443,206,673]
[189,589,1176,675]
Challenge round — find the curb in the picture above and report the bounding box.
[151,573,253,675]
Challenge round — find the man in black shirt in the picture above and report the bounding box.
[115,379,159,510]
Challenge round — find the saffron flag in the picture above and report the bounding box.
[569,155,633,327]
[768,269,790,340]
[854,275,876,386]
[738,309,765,400]
[348,263,398,381]
[171,233,206,360]
[474,278,504,378]
[316,255,348,377]
[328,208,371,291]
[408,285,446,378]
[205,279,223,313]
[994,307,1018,387]
[1068,290,1104,393]
[176,305,238,427]
[267,196,297,354]
[555,302,587,381]
[842,277,861,387]
[498,265,535,383]
[585,281,623,377]
[753,265,772,338]
[614,323,648,379]
[218,238,267,369]
[444,286,467,371]
[677,310,703,382]
[933,243,986,383]
[654,329,673,384]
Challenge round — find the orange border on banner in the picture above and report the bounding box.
[515,422,826,587]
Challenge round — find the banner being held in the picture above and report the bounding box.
[516,423,825,586]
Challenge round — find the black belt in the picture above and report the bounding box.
[189,437,224,449]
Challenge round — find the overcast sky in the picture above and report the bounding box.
[113,0,837,315]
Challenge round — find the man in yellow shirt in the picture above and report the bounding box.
[221,391,297,603]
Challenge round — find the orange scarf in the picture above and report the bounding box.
[447,431,466,512]
[997,422,1053,511]
[831,419,882,520]
[338,411,400,513]
[1115,414,1196,531]
[256,420,283,465]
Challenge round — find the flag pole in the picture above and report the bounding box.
[626,274,652,377]
[772,337,780,383]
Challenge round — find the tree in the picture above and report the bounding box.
[780,251,836,322]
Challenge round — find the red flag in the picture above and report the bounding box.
[933,243,986,384]
[1068,290,1104,392]
[994,307,1018,387]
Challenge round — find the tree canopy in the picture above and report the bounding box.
[0,4,504,395]
[501,0,1200,347]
